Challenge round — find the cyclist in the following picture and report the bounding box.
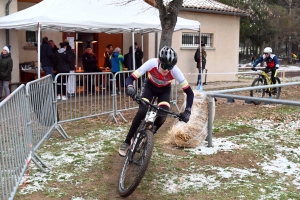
[251,47,280,93]
[118,46,194,156]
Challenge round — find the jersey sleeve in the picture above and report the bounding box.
[171,66,190,90]
[132,58,157,79]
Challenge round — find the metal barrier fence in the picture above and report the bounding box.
[55,71,180,124]
[26,75,68,172]
[55,72,115,123]
[0,85,32,200]
[205,82,300,147]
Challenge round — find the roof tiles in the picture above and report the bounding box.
[181,0,247,15]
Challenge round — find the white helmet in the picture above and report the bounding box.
[263,47,272,54]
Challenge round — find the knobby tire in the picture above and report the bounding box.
[118,130,154,197]
[272,77,281,99]
[250,77,265,105]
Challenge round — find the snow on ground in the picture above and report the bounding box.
[18,116,300,199]
[19,127,125,195]
[156,117,300,198]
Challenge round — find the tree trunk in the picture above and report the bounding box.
[155,0,183,49]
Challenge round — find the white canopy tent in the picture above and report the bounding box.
[0,0,200,76]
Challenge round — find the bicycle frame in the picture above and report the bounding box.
[127,97,157,162]
[128,96,181,160]
[261,71,272,85]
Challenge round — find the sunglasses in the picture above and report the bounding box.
[264,53,269,55]
[161,64,174,70]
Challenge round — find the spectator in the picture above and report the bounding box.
[110,47,124,94]
[0,46,13,101]
[64,40,76,97]
[134,42,143,69]
[82,43,98,95]
[48,39,59,75]
[134,42,144,89]
[104,44,113,69]
[124,46,133,70]
[110,47,124,73]
[40,37,54,79]
[194,42,207,85]
[53,42,72,100]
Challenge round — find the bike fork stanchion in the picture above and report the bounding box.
[207,96,214,147]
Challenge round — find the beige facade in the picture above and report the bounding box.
[1,1,241,84]
[0,1,62,83]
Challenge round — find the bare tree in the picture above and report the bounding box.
[146,0,183,49]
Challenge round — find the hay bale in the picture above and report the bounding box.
[166,90,215,148]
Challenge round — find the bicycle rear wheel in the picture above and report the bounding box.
[118,130,154,197]
[250,77,265,105]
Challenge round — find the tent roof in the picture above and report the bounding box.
[0,0,200,33]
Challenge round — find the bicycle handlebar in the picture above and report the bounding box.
[133,95,182,120]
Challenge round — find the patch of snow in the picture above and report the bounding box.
[187,138,246,155]
[19,127,125,195]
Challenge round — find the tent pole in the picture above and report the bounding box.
[198,25,202,89]
[141,33,143,63]
[37,23,41,79]
[131,29,136,70]
[75,32,78,69]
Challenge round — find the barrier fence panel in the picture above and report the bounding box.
[113,71,180,122]
[0,85,33,200]
[55,72,114,123]
[113,71,142,123]
[26,75,68,172]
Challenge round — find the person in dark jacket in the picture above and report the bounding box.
[0,46,13,100]
[134,42,144,89]
[134,42,143,69]
[54,42,72,100]
[103,44,113,69]
[40,37,54,79]
[124,46,133,70]
[194,42,207,85]
[82,44,98,94]
[49,39,59,74]
[64,41,76,96]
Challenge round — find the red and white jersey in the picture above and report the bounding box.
[132,58,190,90]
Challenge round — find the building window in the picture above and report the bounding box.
[26,30,36,44]
[182,33,213,47]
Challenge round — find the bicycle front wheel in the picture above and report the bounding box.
[250,77,265,105]
[118,130,154,197]
[270,77,281,99]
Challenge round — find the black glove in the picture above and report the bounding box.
[179,108,191,123]
[251,66,257,71]
[126,86,136,98]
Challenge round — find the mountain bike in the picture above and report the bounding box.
[250,68,281,105]
[118,95,183,197]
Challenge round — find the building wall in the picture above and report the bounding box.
[0,0,19,84]
[0,2,62,82]
[130,11,241,84]
[18,2,62,63]
[175,11,240,84]
[2,1,240,84]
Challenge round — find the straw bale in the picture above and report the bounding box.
[166,90,215,148]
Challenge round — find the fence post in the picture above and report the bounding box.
[207,96,214,147]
